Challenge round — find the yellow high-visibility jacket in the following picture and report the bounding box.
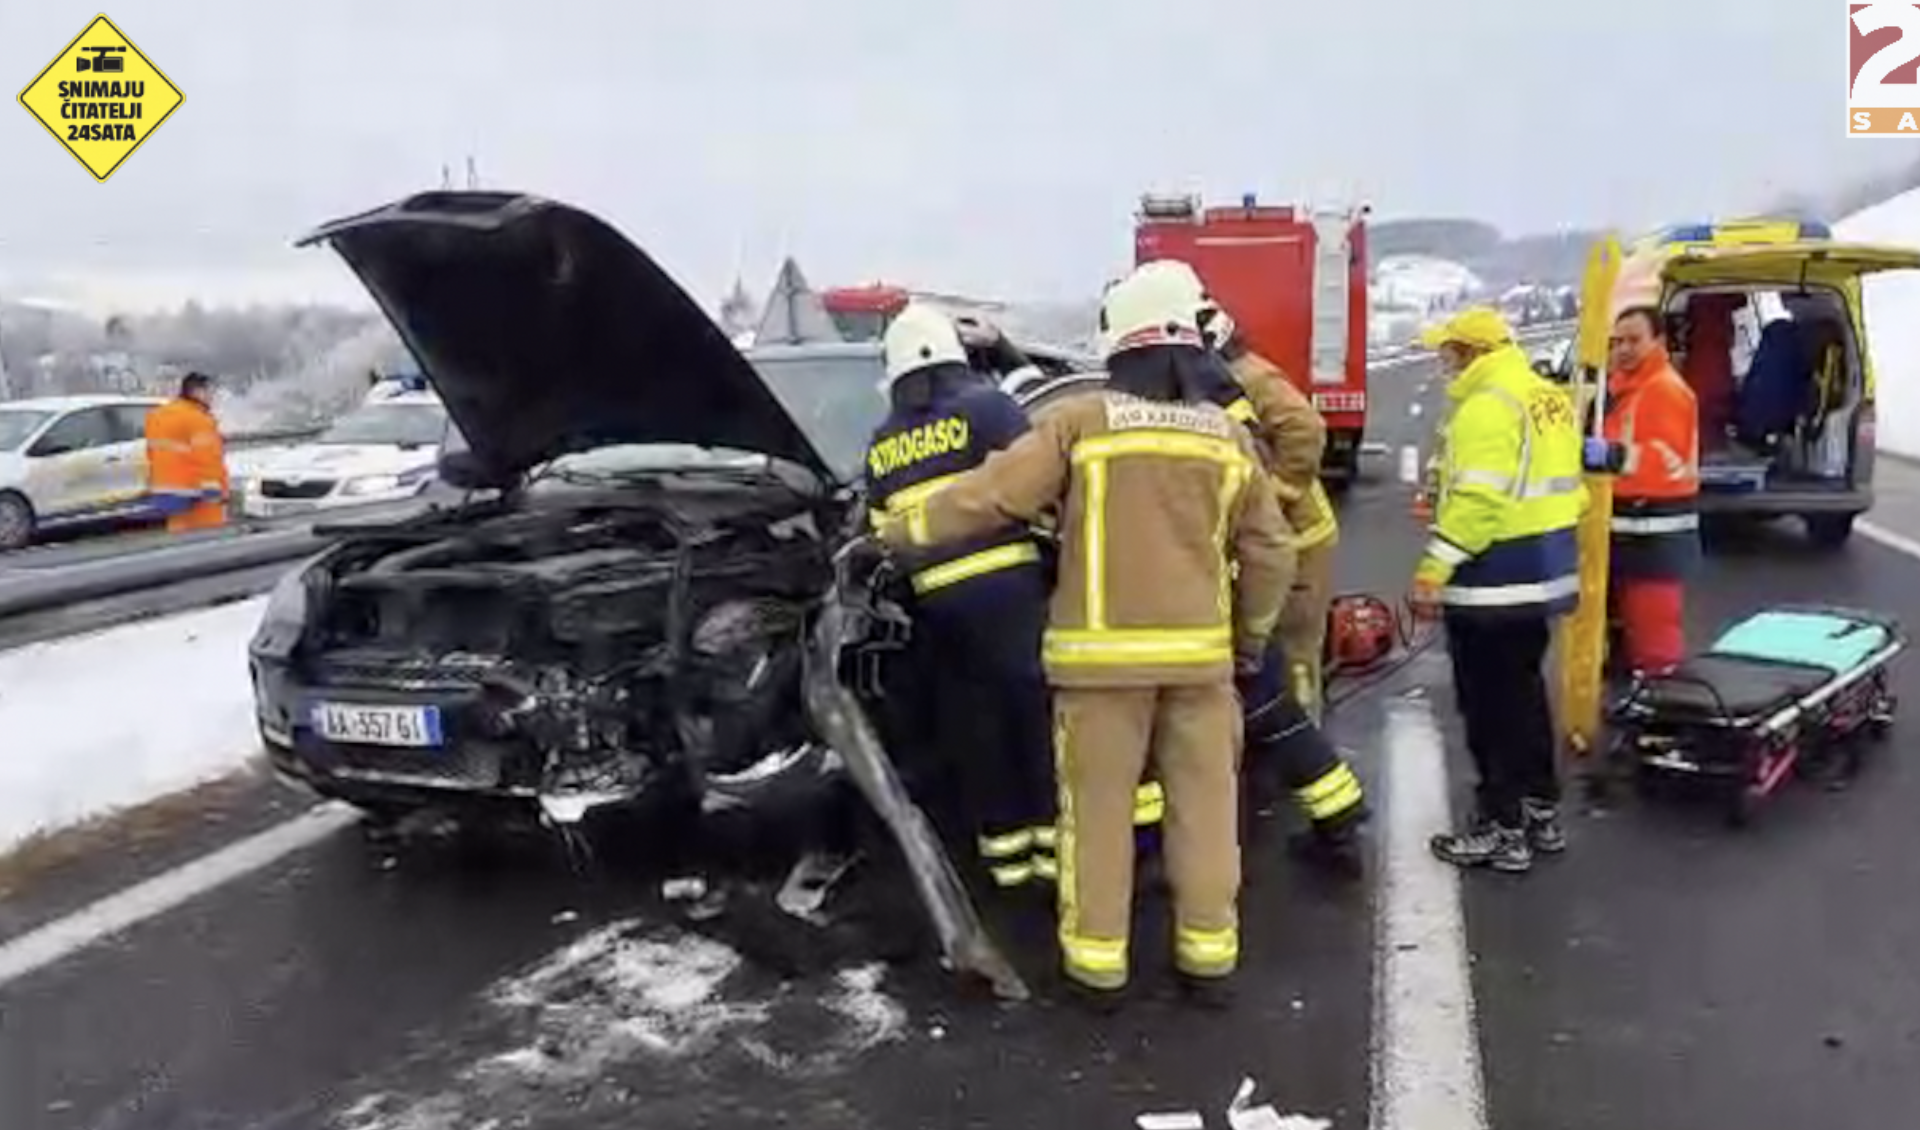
[1416,344,1586,616]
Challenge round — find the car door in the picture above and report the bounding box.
[101,402,156,506]
[23,408,118,517]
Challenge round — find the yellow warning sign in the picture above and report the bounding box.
[17,15,184,182]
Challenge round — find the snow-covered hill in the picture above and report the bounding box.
[1835,190,1920,458]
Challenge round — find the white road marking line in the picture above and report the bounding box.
[0,802,356,989]
[1858,519,1920,560]
[1370,693,1489,1130]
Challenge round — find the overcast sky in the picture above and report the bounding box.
[0,0,1903,310]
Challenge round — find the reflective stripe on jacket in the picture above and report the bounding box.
[1417,344,1586,616]
[866,375,1042,597]
[878,390,1295,687]
[143,397,229,496]
[1604,348,1700,580]
[1221,350,1340,550]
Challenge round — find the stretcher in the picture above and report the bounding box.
[1606,606,1903,825]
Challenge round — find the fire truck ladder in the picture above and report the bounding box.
[1307,208,1353,386]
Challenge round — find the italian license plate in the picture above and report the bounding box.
[310,702,443,748]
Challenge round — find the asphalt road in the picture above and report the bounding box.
[11,347,1920,1130]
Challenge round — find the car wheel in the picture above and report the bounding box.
[1804,513,1856,550]
[0,492,35,551]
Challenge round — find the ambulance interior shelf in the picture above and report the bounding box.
[1669,287,1858,493]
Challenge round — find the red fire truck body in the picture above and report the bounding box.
[1134,194,1370,479]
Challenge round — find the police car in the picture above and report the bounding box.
[238,391,453,519]
[0,394,164,550]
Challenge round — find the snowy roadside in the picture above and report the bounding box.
[0,597,268,860]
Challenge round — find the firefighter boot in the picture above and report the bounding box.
[1177,972,1237,1011]
[1288,812,1367,881]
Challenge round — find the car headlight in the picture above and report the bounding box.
[341,473,403,496]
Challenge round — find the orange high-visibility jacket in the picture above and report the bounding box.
[144,397,229,530]
[1604,350,1699,503]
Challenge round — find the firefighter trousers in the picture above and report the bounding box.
[1238,643,1364,830]
[918,566,1057,888]
[1274,541,1335,722]
[1054,682,1241,990]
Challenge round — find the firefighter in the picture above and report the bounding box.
[865,303,1057,893]
[1410,308,1586,874]
[144,371,230,533]
[1195,298,1342,718]
[873,262,1294,1006]
[1602,306,1699,675]
[1186,292,1364,874]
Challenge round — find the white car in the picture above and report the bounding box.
[0,394,164,550]
[239,392,453,519]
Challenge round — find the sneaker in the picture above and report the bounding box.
[1521,799,1567,854]
[1429,823,1531,873]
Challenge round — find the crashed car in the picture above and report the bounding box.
[247,191,1028,995]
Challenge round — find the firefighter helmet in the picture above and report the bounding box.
[883,302,969,381]
[1099,261,1206,358]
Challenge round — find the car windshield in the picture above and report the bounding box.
[0,409,54,453]
[318,403,449,447]
[512,351,889,489]
[748,351,890,481]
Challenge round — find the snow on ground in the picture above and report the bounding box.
[0,598,266,855]
[334,920,908,1130]
[1836,188,1920,459]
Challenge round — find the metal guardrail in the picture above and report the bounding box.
[0,498,429,621]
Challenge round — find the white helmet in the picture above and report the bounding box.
[1100,261,1206,359]
[882,302,969,382]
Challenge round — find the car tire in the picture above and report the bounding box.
[0,492,36,551]
[1804,513,1856,550]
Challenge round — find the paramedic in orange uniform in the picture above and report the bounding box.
[1603,308,1699,675]
[144,372,231,533]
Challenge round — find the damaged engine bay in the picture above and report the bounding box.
[294,486,848,818]
[261,483,1027,998]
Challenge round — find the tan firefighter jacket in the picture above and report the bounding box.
[874,390,1296,688]
[1225,350,1340,551]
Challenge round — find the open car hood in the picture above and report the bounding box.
[296,192,833,485]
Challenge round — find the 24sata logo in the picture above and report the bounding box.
[1852,4,1920,134]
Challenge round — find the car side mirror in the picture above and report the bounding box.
[28,437,74,458]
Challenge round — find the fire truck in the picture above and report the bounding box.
[1134,193,1371,481]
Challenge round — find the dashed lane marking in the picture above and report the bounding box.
[1370,692,1489,1130]
[0,802,356,989]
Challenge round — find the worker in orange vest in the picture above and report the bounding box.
[144,372,231,533]
[1600,307,1700,675]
